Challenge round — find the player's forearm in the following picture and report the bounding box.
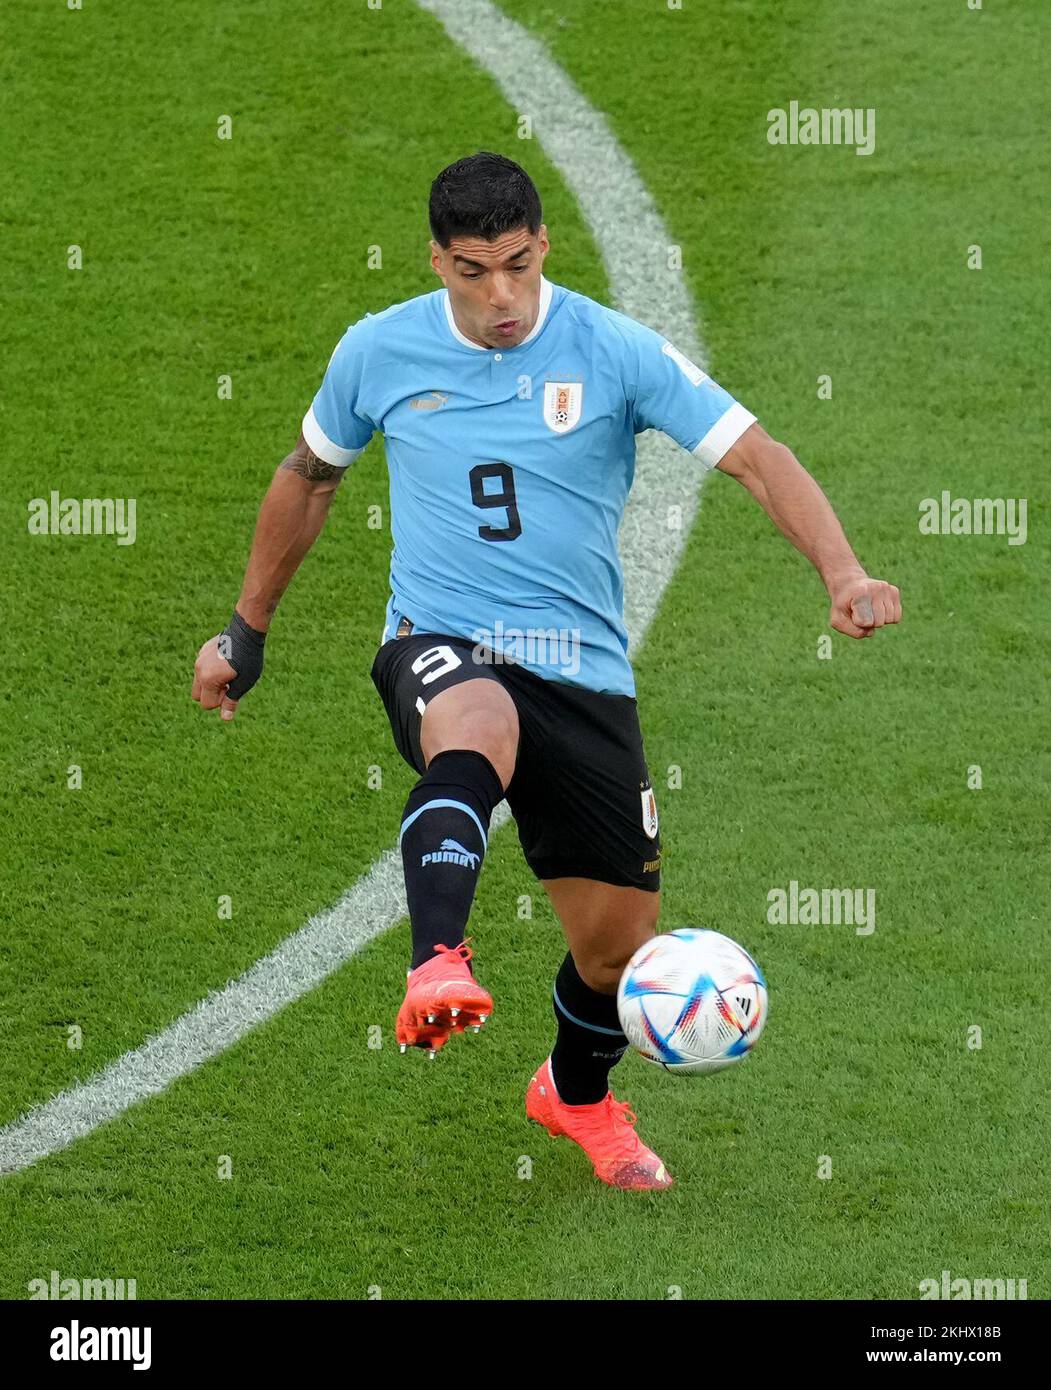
[733,438,864,593]
[235,458,339,630]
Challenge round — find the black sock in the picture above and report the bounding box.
[400,749,504,970]
[550,953,629,1105]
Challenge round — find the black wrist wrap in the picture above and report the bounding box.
[219,610,267,699]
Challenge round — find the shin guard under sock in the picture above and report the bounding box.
[400,749,504,969]
[550,952,630,1104]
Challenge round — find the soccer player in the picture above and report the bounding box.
[192,152,901,1191]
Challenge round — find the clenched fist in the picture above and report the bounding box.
[828,574,902,639]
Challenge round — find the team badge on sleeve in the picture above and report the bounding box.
[640,783,659,839]
[543,379,584,434]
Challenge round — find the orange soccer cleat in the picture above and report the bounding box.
[396,940,493,1059]
[525,1057,673,1191]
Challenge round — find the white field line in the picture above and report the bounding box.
[0,0,717,1177]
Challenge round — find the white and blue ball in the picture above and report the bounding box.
[617,928,768,1073]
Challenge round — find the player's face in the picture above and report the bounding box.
[431,225,550,349]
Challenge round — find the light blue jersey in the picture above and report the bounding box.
[304,276,755,696]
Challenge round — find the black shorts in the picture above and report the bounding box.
[370,627,661,891]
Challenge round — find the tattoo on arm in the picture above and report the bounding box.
[279,437,344,484]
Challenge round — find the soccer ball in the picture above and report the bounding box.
[617,928,768,1073]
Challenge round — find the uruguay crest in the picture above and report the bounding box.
[543,379,583,434]
[641,784,659,840]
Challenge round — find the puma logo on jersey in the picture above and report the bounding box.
[409,391,449,410]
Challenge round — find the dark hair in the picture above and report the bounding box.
[429,151,542,247]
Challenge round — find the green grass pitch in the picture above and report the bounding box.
[1,0,1047,1299]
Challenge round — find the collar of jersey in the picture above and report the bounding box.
[442,274,554,352]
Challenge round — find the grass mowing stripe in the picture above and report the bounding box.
[0,0,715,1177]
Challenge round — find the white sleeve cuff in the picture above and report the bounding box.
[691,403,757,469]
[302,405,366,468]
